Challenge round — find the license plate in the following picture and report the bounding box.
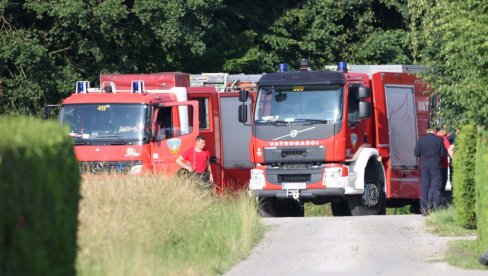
[282,182,306,189]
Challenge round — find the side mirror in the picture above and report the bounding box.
[359,102,372,118]
[238,104,248,123]
[239,90,248,102]
[358,87,371,99]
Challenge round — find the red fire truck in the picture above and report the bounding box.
[238,62,432,216]
[59,72,256,191]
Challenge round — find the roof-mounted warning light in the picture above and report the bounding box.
[278,63,288,72]
[337,61,348,73]
[131,80,144,93]
[76,81,89,94]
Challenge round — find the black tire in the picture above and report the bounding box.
[347,160,386,216]
[258,198,304,217]
[258,198,278,217]
[331,200,352,216]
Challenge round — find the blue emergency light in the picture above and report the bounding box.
[131,80,144,93]
[278,63,288,72]
[337,61,348,73]
[76,81,89,94]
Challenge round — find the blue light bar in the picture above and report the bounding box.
[76,81,89,94]
[337,61,348,73]
[131,80,144,93]
[278,63,288,72]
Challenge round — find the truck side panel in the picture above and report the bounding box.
[372,72,425,199]
[218,94,252,191]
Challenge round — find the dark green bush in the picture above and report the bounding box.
[453,124,477,229]
[476,129,488,252]
[0,116,80,276]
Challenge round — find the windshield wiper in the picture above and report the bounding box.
[75,141,91,145]
[97,134,130,145]
[295,119,329,124]
[272,120,295,126]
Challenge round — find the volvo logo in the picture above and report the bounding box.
[290,130,298,137]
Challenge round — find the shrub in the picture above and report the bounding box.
[476,128,488,252]
[0,116,80,276]
[452,124,477,229]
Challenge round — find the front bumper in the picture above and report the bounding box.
[252,188,345,198]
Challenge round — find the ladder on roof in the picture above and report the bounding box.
[190,73,263,92]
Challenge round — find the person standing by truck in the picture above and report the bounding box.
[414,124,448,215]
[436,126,453,203]
[176,135,214,187]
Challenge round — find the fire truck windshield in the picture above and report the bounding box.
[254,84,343,124]
[60,104,148,145]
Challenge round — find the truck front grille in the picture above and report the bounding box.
[264,146,325,163]
[278,174,311,183]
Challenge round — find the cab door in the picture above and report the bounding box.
[150,101,199,174]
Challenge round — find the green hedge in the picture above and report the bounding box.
[453,124,477,229]
[476,129,488,252]
[0,116,80,276]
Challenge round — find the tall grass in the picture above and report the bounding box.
[425,206,476,237]
[77,174,265,276]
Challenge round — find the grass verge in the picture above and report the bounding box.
[426,206,487,270]
[77,174,266,276]
[445,240,487,270]
[425,206,476,237]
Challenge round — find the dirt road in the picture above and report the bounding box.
[226,215,486,276]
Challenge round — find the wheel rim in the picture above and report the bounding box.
[363,179,380,207]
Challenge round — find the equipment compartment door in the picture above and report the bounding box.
[385,85,418,168]
[219,95,252,190]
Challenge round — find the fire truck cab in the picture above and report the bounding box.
[238,62,431,216]
[59,72,254,191]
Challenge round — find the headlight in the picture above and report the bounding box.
[323,167,343,186]
[249,169,265,190]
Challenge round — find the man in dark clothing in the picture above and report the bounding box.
[414,125,448,215]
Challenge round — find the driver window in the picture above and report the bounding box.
[348,86,360,127]
[156,107,173,140]
[156,105,195,140]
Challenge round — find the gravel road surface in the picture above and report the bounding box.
[226,215,487,276]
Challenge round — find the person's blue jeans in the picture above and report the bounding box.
[420,168,443,214]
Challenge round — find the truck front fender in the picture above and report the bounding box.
[348,148,385,193]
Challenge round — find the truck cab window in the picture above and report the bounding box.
[197,98,210,130]
[156,107,173,140]
[348,88,360,127]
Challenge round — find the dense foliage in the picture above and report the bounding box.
[476,129,488,252]
[452,125,478,229]
[0,117,80,275]
[409,0,488,127]
[1,0,412,115]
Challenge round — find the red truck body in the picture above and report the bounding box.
[60,72,252,191]
[240,64,431,216]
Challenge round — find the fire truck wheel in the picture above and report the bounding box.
[331,200,352,216]
[348,160,386,216]
[258,198,304,217]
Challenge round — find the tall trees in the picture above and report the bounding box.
[1,0,412,115]
[0,0,224,115]
[409,0,488,126]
